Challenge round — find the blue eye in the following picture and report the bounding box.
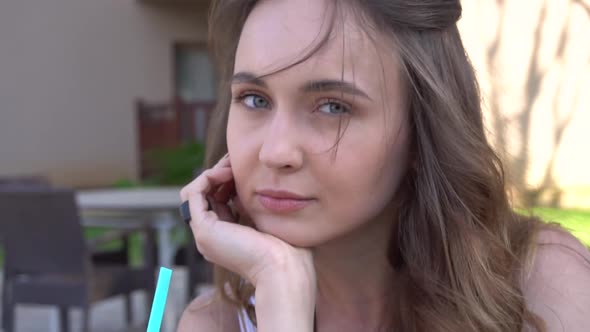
[317,101,350,115]
[241,94,269,109]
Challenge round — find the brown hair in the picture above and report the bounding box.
[203,0,546,330]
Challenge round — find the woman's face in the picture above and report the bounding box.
[227,0,410,247]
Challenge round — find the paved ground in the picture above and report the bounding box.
[0,268,208,332]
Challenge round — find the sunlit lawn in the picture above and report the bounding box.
[529,207,590,247]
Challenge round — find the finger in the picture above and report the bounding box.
[186,189,212,225]
[180,153,231,202]
[212,179,236,204]
[188,212,270,283]
[210,199,235,222]
[212,153,230,169]
[206,181,237,222]
[180,168,233,228]
[180,167,233,202]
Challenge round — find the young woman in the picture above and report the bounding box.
[177,0,590,331]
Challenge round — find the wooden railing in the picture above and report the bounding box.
[136,97,215,179]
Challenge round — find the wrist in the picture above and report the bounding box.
[255,275,316,332]
[250,246,316,287]
[256,260,316,305]
[253,255,317,332]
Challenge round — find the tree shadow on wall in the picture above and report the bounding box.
[484,0,590,207]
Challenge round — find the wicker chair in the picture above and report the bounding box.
[0,188,156,332]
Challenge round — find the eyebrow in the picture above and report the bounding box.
[231,71,372,101]
[232,72,268,88]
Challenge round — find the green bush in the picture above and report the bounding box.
[114,142,206,188]
[144,142,205,186]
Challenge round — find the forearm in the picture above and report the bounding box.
[254,263,317,332]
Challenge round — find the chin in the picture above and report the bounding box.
[252,214,327,248]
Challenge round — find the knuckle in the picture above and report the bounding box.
[192,212,217,251]
[180,171,211,199]
[193,227,208,246]
[194,239,207,258]
[200,169,212,178]
[193,230,210,257]
[179,187,188,200]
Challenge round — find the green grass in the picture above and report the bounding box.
[84,227,146,266]
[529,208,590,247]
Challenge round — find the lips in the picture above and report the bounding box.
[256,189,314,213]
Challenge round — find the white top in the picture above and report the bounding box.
[238,309,257,332]
[238,296,257,332]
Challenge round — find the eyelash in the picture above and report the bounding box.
[233,91,272,109]
[315,98,352,116]
[233,92,352,116]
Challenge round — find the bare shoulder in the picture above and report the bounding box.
[523,226,590,331]
[177,288,241,332]
[531,226,590,268]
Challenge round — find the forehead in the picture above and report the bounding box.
[234,0,400,93]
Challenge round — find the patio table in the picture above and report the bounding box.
[76,186,184,269]
[76,187,186,332]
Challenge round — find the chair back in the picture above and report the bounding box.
[0,188,87,276]
[0,175,50,189]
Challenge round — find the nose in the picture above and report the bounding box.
[258,111,303,171]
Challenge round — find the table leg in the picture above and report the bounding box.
[154,212,177,269]
[153,212,180,332]
[49,308,58,332]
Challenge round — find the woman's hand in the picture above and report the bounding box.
[180,154,317,331]
[180,153,315,288]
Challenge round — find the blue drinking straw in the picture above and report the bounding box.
[147,267,173,332]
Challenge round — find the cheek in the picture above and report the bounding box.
[227,107,265,154]
[324,135,409,226]
[227,110,252,193]
[226,108,244,152]
[227,108,267,211]
[328,162,393,219]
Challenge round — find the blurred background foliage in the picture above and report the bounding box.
[114,141,205,188]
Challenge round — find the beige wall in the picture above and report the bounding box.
[0,0,207,187]
[460,0,590,207]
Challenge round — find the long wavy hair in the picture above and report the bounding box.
[203,0,546,330]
